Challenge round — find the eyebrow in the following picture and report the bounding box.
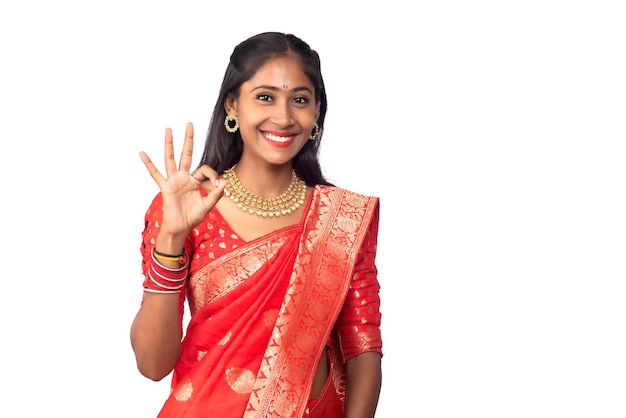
[251,85,314,94]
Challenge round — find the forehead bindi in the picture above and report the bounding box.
[246,56,313,92]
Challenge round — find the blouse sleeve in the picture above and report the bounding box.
[335,204,383,363]
[139,192,191,324]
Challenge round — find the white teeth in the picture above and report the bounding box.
[265,132,295,143]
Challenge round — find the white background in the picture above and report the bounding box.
[1,1,625,417]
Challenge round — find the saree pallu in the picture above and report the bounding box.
[141,186,382,417]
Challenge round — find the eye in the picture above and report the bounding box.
[257,94,272,102]
[293,96,309,105]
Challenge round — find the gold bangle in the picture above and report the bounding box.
[152,248,184,262]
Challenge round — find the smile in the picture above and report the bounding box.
[263,132,296,143]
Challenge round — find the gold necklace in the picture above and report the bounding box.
[222,166,307,218]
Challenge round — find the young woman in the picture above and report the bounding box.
[130,32,383,417]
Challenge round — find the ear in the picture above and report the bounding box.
[224,96,237,115]
[314,101,321,121]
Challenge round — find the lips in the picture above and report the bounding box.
[263,131,297,145]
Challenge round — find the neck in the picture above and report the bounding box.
[232,163,294,198]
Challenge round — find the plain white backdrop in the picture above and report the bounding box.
[1,1,625,417]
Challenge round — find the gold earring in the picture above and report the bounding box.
[309,123,319,141]
[224,114,239,133]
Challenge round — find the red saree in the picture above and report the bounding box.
[140,185,382,417]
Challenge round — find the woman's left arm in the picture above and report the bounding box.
[340,202,383,417]
[344,351,382,418]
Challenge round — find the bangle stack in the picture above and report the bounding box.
[144,248,190,294]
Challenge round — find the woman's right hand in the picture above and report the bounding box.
[139,122,226,240]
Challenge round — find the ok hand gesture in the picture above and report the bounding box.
[139,122,226,239]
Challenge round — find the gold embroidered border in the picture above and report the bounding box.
[187,227,295,314]
[244,185,379,417]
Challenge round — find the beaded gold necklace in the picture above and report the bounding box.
[222,166,307,218]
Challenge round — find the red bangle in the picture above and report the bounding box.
[144,248,190,293]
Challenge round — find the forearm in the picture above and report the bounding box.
[344,351,382,418]
[131,230,189,380]
[130,292,182,381]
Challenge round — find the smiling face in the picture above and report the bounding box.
[225,55,320,169]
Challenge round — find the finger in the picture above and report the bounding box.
[139,151,165,186]
[178,122,194,172]
[192,164,220,186]
[163,127,178,176]
[202,178,227,207]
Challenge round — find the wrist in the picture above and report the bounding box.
[155,232,188,256]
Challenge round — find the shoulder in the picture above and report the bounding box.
[316,185,379,206]
[315,185,380,225]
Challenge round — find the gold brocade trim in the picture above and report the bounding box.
[188,226,296,314]
[243,185,379,417]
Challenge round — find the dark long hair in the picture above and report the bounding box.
[197,32,332,187]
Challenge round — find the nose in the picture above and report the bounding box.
[271,101,294,127]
